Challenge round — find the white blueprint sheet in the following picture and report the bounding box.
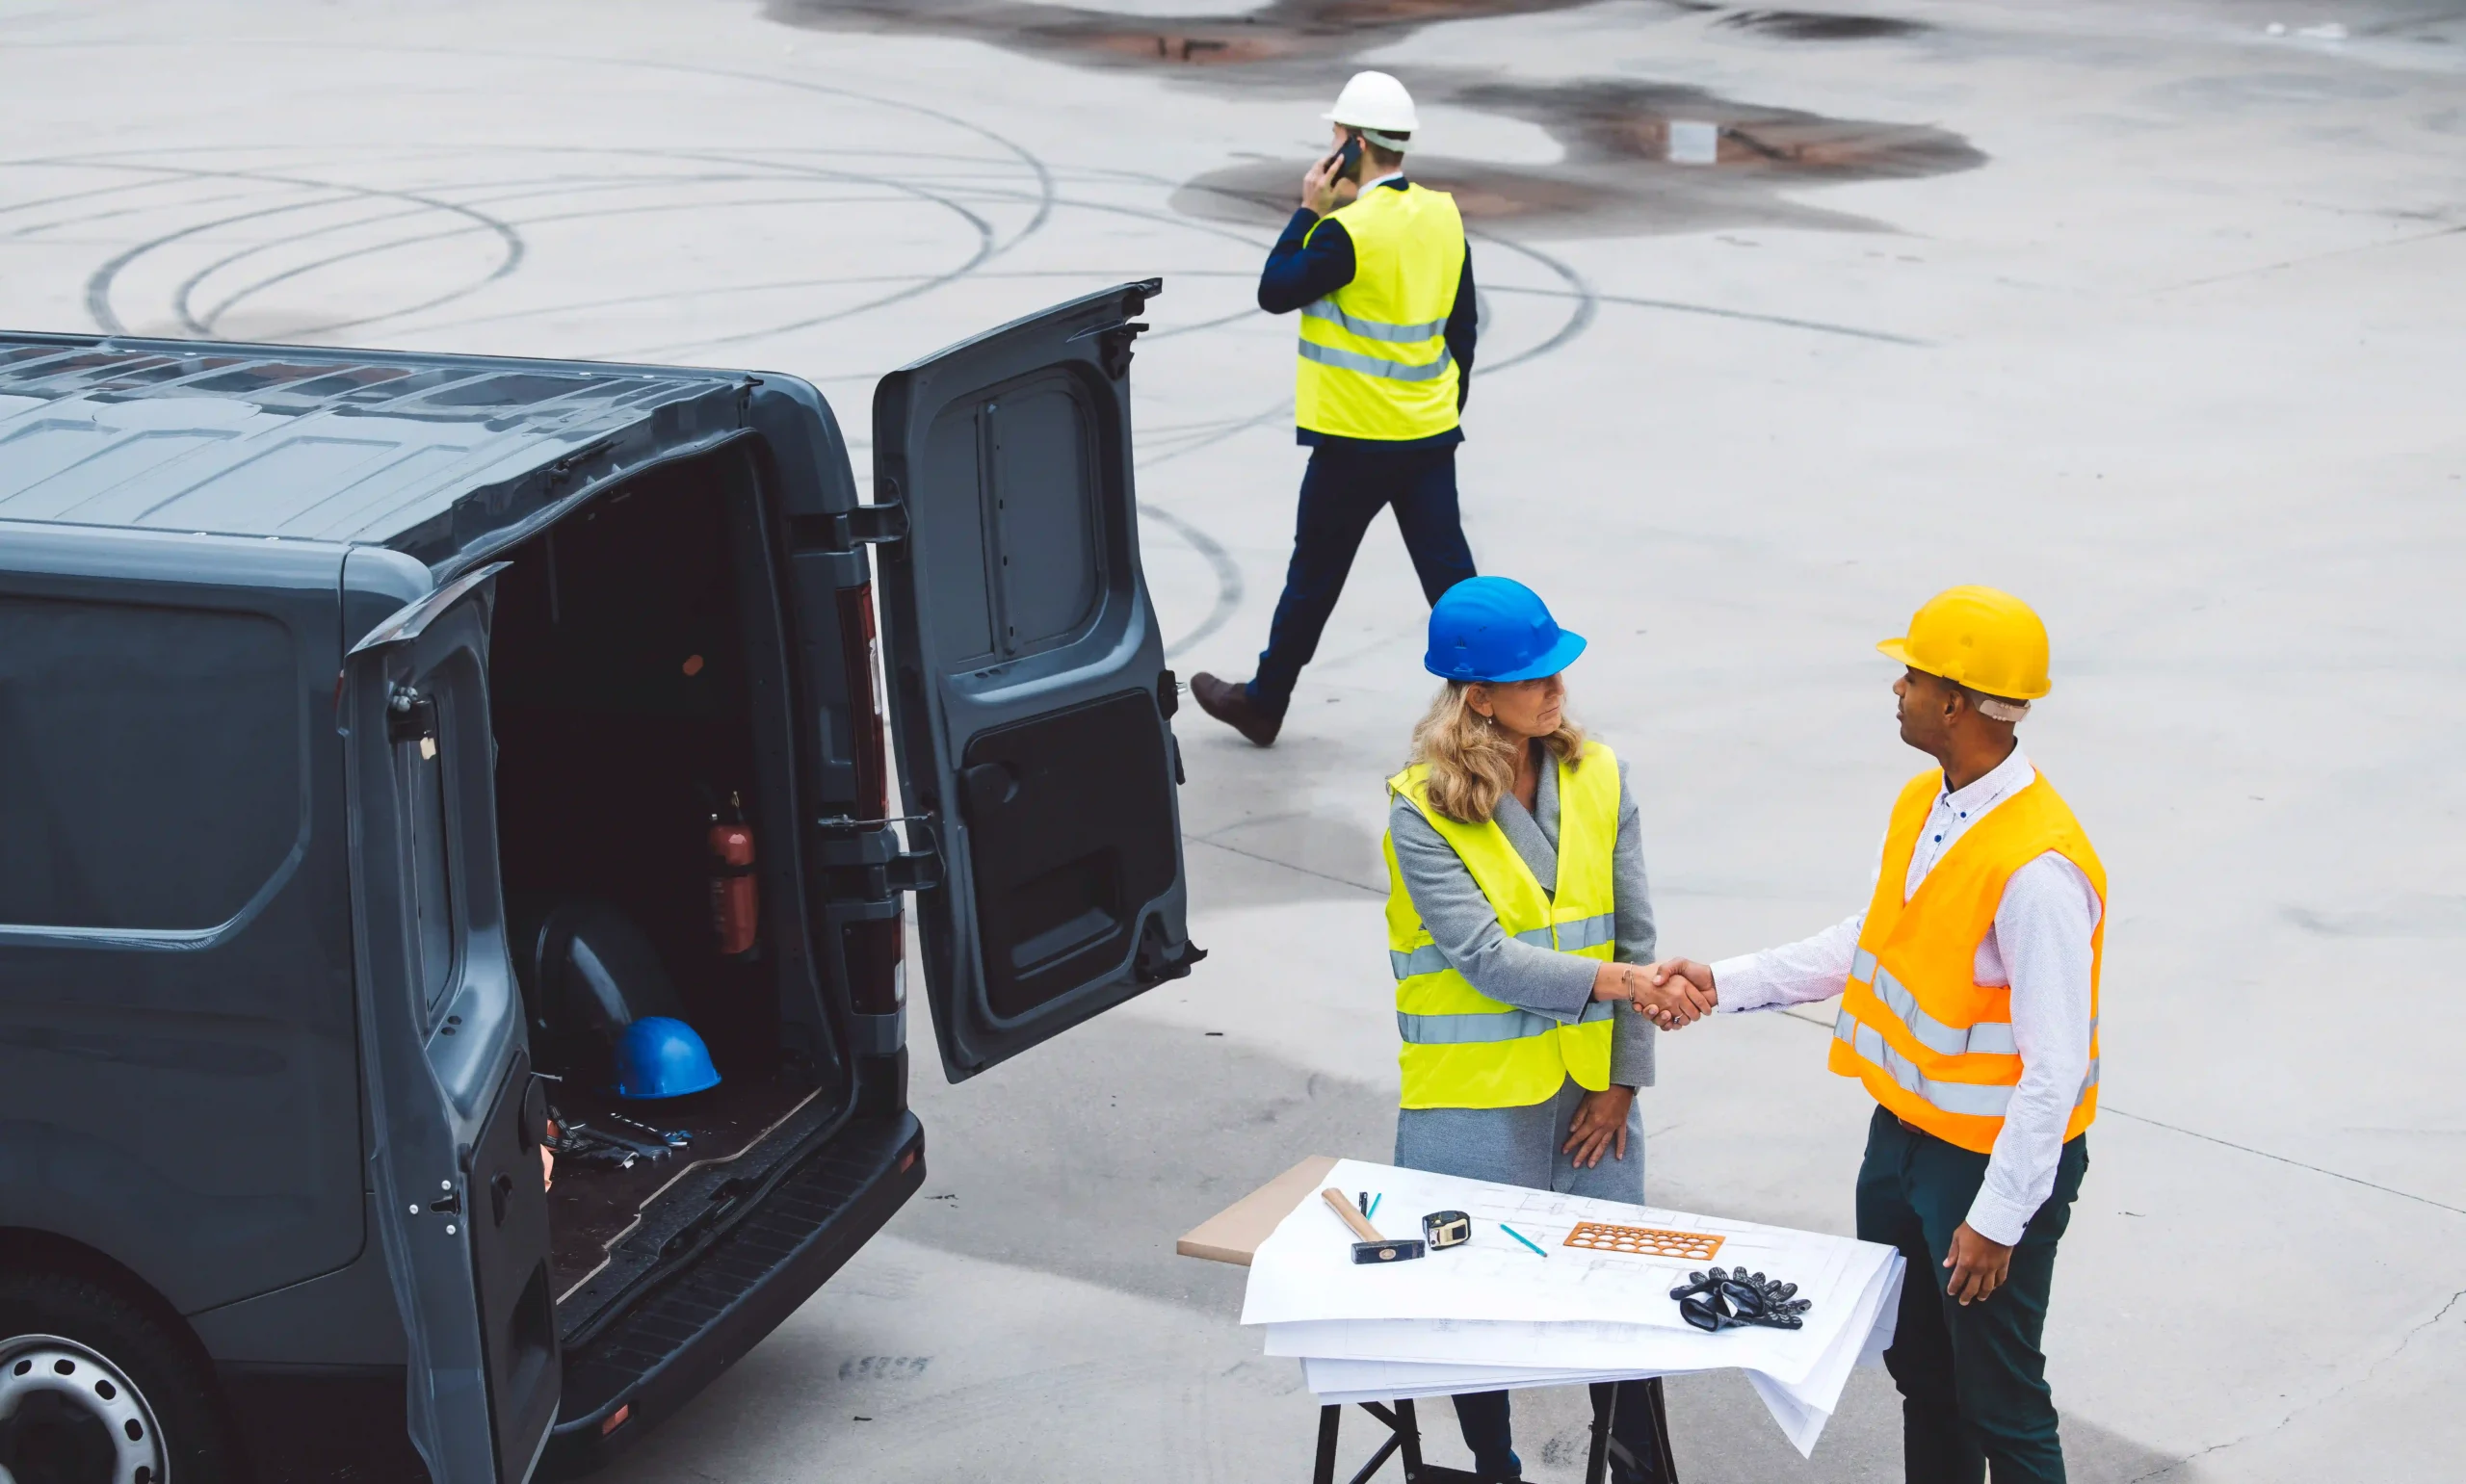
[1243,1160,1883,1348]
[1268,1253,1899,1393]
[1248,1159,1907,1456]
[1297,1259,1902,1457]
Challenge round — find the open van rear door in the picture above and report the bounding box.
[872,279,1201,1080]
[342,560,561,1483]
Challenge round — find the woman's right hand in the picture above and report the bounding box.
[1641,959,1719,1027]
[1591,962,1714,1028]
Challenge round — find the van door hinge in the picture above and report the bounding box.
[883,844,942,893]
[834,500,908,549]
[811,818,942,892]
[879,815,942,893]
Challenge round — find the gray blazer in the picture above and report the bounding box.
[1387,742,1658,1087]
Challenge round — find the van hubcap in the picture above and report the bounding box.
[0,1335,167,1484]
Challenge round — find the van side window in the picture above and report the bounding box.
[0,596,301,930]
[404,709,459,1015]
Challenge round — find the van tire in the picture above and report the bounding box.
[0,1266,232,1484]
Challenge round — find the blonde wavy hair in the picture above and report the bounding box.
[1406,681,1587,825]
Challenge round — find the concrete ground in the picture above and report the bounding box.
[6,0,2463,1478]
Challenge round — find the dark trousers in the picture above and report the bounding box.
[1855,1106,2089,1484]
[1246,440,1476,714]
[1453,1382,1666,1484]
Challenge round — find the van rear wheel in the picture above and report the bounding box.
[0,1268,227,1484]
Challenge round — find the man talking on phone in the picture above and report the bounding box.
[1191,70,1478,746]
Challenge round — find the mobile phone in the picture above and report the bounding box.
[1330,133,1363,180]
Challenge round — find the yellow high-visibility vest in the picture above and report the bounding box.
[1828,769,2108,1154]
[1382,744,1619,1109]
[1297,182,1466,441]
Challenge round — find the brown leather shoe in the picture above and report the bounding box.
[1190,672,1283,747]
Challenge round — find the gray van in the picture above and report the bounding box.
[0,280,1198,1484]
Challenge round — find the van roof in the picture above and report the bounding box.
[0,332,752,572]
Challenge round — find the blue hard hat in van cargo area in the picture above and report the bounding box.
[615,1016,721,1100]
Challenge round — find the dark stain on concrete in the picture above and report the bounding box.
[1716,9,1929,41]
[1180,78,1982,237]
[770,0,1984,238]
[769,0,1611,72]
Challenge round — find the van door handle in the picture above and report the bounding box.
[490,1172,514,1227]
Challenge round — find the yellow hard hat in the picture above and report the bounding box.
[1876,586,2051,700]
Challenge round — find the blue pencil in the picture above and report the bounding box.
[1498,1223,1549,1259]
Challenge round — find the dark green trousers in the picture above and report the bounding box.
[1855,1105,2088,1484]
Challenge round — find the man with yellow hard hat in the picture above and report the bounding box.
[1649,587,2104,1484]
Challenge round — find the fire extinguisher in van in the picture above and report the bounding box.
[707,791,758,958]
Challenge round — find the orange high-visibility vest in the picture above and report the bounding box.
[1827,768,2106,1154]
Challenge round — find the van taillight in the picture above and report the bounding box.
[842,915,904,1018]
[836,584,887,823]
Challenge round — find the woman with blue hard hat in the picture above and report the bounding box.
[1382,576,1710,1484]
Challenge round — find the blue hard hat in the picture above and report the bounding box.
[1424,577,1587,683]
[614,1016,721,1100]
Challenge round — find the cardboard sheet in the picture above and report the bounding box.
[1176,1155,1337,1265]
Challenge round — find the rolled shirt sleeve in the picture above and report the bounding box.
[1963,851,2102,1244]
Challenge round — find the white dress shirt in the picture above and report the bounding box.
[1711,748,2101,1245]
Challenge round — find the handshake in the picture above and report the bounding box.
[1591,958,1718,1030]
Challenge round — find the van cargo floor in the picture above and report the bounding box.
[547,1071,825,1303]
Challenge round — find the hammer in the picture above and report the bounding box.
[1323,1186,1425,1264]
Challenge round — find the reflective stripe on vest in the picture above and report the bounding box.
[1389,912,1615,980]
[1295,182,1465,441]
[1299,339,1457,382]
[1383,744,1621,1109]
[1850,948,2020,1057]
[1826,769,2108,1155]
[1401,999,1616,1045]
[1303,299,1451,343]
[1831,1006,2099,1118]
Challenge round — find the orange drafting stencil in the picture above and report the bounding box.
[1561,1221,1725,1262]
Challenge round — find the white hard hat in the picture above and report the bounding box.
[1325,70,1419,142]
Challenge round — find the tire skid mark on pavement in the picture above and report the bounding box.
[64,164,529,336]
[1139,503,1246,660]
